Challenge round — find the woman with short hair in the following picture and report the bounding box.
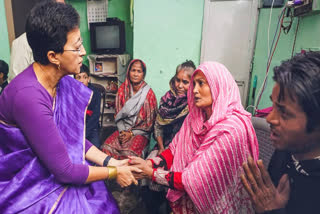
[0,2,138,213]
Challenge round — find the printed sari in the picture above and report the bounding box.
[101,59,157,159]
[165,62,259,213]
[154,77,189,149]
[148,77,189,194]
[0,74,118,213]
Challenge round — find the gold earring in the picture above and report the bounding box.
[58,64,61,71]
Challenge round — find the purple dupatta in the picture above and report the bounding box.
[0,75,119,213]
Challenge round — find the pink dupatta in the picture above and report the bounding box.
[167,62,259,213]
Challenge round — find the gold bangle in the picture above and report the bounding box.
[107,166,117,180]
[130,130,134,137]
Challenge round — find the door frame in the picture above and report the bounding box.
[200,0,260,106]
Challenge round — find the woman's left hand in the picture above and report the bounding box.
[119,131,132,143]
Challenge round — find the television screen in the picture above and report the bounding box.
[96,25,120,49]
[90,19,125,54]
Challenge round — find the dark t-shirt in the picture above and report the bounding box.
[268,150,320,214]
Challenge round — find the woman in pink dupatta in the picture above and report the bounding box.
[130,62,259,213]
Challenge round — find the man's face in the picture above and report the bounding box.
[266,83,320,155]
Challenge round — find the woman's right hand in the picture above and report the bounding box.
[115,166,142,188]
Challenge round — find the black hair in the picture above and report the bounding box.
[178,60,196,71]
[78,64,90,77]
[26,1,79,65]
[273,51,320,132]
[128,60,146,77]
[0,60,9,80]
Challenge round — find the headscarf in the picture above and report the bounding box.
[167,62,259,213]
[116,59,147,114]
[115,59,157,137]
[157,77,189,126]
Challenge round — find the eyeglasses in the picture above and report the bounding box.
[64,40,84,55]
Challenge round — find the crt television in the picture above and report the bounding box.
[90,18,126,54]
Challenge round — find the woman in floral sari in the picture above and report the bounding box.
[101,59,157,159]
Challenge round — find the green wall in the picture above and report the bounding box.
[133,0,204,101]
[248,8,320,110]
[108,0,133,57]
[0,0,11,63]
[68,0,133,66]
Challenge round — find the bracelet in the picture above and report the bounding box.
[152,168,157,182]
[107,166,117,180]
[129,130,134,137]
[103,156,112,167]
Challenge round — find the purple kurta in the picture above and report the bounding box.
[0,65,119,213]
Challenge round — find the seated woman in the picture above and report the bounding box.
[153,60,196,155]
[0,2,139,213]
[101,59,157,160]
[142,60,196,214]
[130,62,259,213]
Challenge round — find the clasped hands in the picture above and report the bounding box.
[128,156,154,180]
[110,156,153,188]
[241,156,290,213]
[109,158,141,188]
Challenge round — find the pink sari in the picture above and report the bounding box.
[167,62,259,213]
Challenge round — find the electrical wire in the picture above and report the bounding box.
[291,17,300,58]
[268,0,276,59]
[282,7,294,34]
[253,8,286,111]
[267,8,286,66]
[254,8,286,110]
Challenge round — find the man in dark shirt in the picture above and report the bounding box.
[0,60,9,95]
[241,51,320,214]
[75,64,101,148]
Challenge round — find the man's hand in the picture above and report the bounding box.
[241,157,290,213]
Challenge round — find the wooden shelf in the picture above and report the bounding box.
[102,121,116,128]
[91,73,118,78]
[88,54,130,130]
[106,92,117,96]
[104,108,115,114]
